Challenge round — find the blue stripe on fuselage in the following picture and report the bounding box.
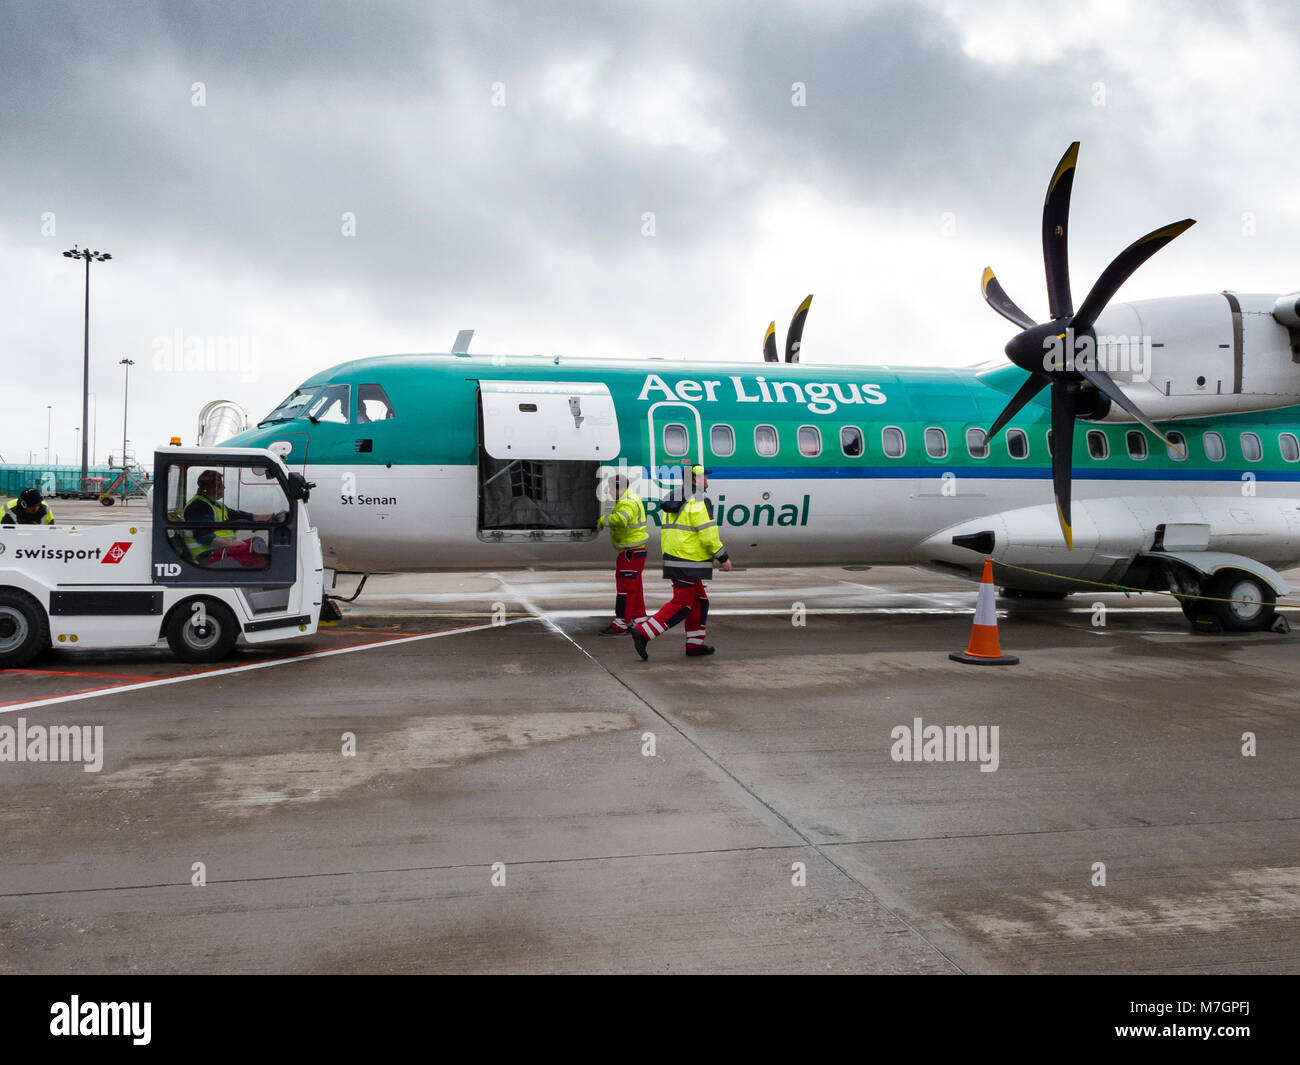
[709,465,1300,481]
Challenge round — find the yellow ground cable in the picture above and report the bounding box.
[992,560,1299,608]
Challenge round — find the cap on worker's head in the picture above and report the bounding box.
[18,488,43,508]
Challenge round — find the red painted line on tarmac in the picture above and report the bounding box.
[0,619,529,714]
[0,682,132,708]
[5,668,145,680]
[0,626,456,705]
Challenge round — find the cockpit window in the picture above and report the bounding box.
[303,384,351,424]
[259,387,320,426]
[358,383,397,422]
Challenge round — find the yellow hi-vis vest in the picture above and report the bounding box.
[2,499,54,525]
[660,494,727,575]
[183,495,236,558]
[605,487,648,550]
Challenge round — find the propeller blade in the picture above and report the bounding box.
[986,374,1048,442]
[1077,365,1181,451]
[1042,141,1080,321]
[763,322,778,363]
[982,267,1037,330]
[1071,219,1195,333]
[785,294,813,363]
[1050,382,1077,550]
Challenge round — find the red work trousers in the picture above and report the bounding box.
[611,548,647,630]
[637,578,708,648]
[206,539,269,570]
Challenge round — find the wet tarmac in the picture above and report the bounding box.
[0,500,1297,972]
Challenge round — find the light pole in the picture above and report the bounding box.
[45,405,51,464]
[119,358,135,503]
[63,245,112,496]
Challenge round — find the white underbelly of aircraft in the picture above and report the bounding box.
[301,464,1300,573]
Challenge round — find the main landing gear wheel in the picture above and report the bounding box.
[1209,571,1276,633]
[0,588,50,669]
[165,598,239,663]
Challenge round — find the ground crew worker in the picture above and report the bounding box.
[632,465,731,659]
[597,473,649,635]
[183,470,280,568]
[1,488,54,526]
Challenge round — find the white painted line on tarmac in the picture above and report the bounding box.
[0,618,532,716]
[347,605,1192,620]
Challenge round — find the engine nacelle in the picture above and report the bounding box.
[1078,292,1300,422]
[922,495,1300,593]
[1272,291,1300,329]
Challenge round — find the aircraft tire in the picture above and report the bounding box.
[1208,571,1276,633]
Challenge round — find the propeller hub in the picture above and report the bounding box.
[1005,321,1072,376]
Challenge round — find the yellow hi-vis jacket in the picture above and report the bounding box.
[2,499,54,525]
[659,492,728,580]
[182,494,236,558]
[602,486,648,550]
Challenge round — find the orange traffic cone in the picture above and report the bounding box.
[950,558,1019,665]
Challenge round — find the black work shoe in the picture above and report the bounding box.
[632,628,648,660]
[685,645,716,657]
[599,624,627,636]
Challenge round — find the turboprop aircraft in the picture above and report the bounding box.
[221,144,1300,633]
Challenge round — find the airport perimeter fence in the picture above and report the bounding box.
[0,463,149,500]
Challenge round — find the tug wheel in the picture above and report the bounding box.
[165,597,239,663]
[0,588,50,669]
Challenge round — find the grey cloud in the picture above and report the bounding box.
[1,1,1098,303]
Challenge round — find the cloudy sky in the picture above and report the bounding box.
[2,0,1298,467]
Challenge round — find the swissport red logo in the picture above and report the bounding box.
[102,542,133,564]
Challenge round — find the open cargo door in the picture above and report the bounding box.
[477,380,621,541]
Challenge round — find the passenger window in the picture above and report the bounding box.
[304,383,351,424]
[755,425,779,457]
[1203,431,1225,462]
[1280,432,1300,463]
[1241,432,1262,462]
[1127,430,1148,460]
[1006,428,1028,459]
[1166,430,1188,461]
[882,426,905,458]
[966,428,988,459]
[164,464,287,571]
[358,383,397,422]
[798,425,822,458]
[663,423,689,458]
[924,427,947,459]
[1087,430,1109,460]
[710,424,735,458]
[840,426,864,457]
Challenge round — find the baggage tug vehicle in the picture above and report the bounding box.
[0,447,323,667]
